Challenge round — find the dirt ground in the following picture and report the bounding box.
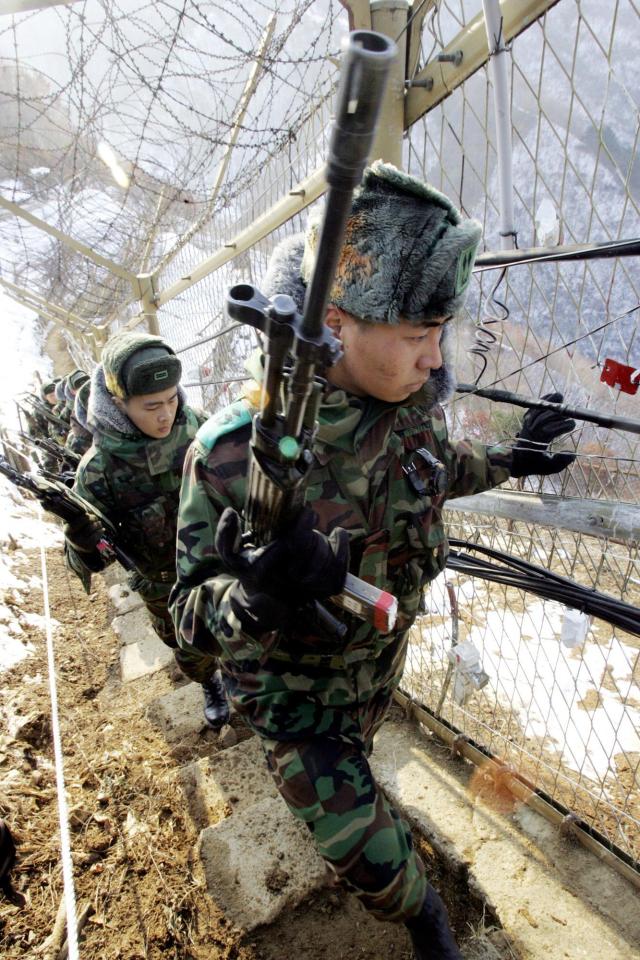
[0,545,513,960]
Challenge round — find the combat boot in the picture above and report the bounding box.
[405,885,463,960]
[202,671,230,730]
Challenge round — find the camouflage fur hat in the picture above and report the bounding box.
[41,378,59,400]
[54,378,67,403]
[301,161,482,324]
[73,379,91,429]
[67,368,90,392]
[101,331,181,399]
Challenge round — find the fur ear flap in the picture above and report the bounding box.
[262,234,307,311]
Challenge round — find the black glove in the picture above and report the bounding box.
[510,392,577,478]
[63,514,105,554]
[215,506,349,636]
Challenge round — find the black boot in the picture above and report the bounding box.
[202,671,230,731]
[405,885,463,960]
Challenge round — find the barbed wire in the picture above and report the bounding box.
[0,0,346,321]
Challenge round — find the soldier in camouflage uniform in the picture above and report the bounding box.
[170,163,576,958]
[21,379,61,472]
[66,379,93,457]
[63,331,229,730]
[48,376,72,444]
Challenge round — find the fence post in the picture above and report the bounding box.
[369,0,409,167]
[132,273,160,335]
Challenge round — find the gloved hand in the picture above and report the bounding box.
[63,514,105,554]
[510,392,577,478]
[215,506,349,635]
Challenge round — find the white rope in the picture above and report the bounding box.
[38,505,80,960]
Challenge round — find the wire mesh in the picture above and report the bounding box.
[1,0,638,870]
[401,0,640,865]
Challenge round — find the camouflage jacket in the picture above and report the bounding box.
[170,381,512,739]
[23,395,50,441]
[48,400,71,443]
[66,416,93,457]
[67,365,206,589]
[66,383,93,457]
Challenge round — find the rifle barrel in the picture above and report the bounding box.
[455,383,640,436]
[300,30,396,343]
[474,237,640,272]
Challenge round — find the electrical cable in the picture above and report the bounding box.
[470,266,510,383]
[447,538,640,637]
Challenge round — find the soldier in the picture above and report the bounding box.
[170,163,576,957]
[63,331,229,731]
[66,379,93,457]
[22,381,54,440]
[20,379,61,472]
[41,379,59,409]
[48,376,71,444]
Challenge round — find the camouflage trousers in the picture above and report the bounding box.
[137,578,218,684]
[261,691,426,923]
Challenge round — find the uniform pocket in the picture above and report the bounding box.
[131,500,175,549]
[406,509,448,581]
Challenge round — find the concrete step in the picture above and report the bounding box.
[147,680,208,742]
[107,580,144,615]
[176,734,279,825]
[198,795,328,932]
[119,632,174,681]
[176,735,327,931]
[371,720,640,960]
[112,605,156,647]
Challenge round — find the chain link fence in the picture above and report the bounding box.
[1,0,638,872]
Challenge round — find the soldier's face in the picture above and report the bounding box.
[44,391,56,406]
[116,386,179,439]
[325,307,447,403]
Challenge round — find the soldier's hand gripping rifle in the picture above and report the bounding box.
[0,456,136,571]
[225,31,398,636]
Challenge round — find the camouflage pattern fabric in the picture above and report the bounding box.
[262,690,426,921]
[48,400,71,444]
[170,380,512,919]
[22,396,58,471]
[66,413,92,456]
[140,582,218,683]
[67,402,218,682]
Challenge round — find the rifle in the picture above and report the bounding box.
[18,395,69,431]
[455,383,640,437]
[0,456,136,572]
[18,431,82,469]
[225,31,398,636]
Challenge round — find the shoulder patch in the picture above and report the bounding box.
[195,400,252,451]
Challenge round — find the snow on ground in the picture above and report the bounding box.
[0,292,52,429]
[0,295,62,671]
[409,572,640,784]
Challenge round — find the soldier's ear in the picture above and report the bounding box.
[112,395,127,413]
[325,304,343,340]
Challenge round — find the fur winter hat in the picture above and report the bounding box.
[67,368,90,392]
[299,161,482,324]
[73,379,91,430]
[54,378,67,403]
[41,378,59,400]
[101,331,181,399]
[64,368,89,403]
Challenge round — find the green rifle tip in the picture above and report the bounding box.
[278,436,300,460]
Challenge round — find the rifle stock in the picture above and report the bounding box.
[0,457,136,572]
[225,31,398,636]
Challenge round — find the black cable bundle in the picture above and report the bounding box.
[446,539,640,638]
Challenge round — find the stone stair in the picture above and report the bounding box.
[104,566,640,959]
